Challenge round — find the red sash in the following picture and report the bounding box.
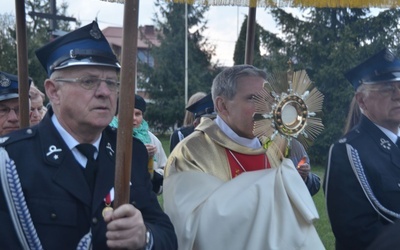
[226,149,270,178]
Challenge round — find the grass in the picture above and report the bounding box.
[157,134,335,249]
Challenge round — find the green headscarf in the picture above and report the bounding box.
[109,116,151,144]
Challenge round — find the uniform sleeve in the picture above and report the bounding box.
[304,173,321,196]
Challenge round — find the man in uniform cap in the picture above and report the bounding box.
[0,71,30,135]
[0,21,177,249]
[169,93,215,152]
[324,48,400,249]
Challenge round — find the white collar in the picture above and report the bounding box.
[51,114,101,151]
[215,116,261,149]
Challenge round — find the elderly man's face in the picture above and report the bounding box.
[0,98,19,136]
[30,96,44,126]
[46,66,118,141]
[357,81,400,133]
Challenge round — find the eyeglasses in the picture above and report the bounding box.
[55,76,120,91]
[366,82,400,97]
[0,106,19,118]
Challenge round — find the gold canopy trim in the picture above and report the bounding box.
[101,0,400,8]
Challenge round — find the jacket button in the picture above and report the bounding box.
[50,213,57,220]
[92,217,98,224]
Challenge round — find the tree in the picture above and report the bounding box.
[0,0,77,95]
[140,1,218,133]
[233,15,263,67]
[0,14,18,74]
[255,8,400,164]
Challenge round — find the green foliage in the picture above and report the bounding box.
[0,0,77,97]
[233,15,263,67]
[141,1,219,134]
[0,14,18,74]
[255,7,400,165]
[312,165,334,249]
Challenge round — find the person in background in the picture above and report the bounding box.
[169,93,214,153]
[169,91,206,153]
[163,64,323,249]
[29,83,47,125]
[289,139,321,196]
[324,48,400,250]
[342,95,362,135]
[110,94,167,195]
[0,71,31,136]
[0,21,177,249]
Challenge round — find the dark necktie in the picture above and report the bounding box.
[76,143,98,191]
[397,137,400,148]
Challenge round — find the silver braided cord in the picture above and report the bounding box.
[77,230,92,250]
[0,147,92,250]
[347,144,400,222]
[0,147,42,249]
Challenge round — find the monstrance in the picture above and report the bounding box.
[252,65,324,161]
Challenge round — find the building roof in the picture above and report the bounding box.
[102,25,161,49]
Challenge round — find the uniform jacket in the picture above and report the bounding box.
[169,125,194,154]
[324,114,400,250]
[0,109,177,249]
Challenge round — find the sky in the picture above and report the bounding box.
[1,0,292,66]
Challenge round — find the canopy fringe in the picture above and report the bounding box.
[101,0,400,8]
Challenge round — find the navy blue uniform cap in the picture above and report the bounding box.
[186,93,214,118]
[35,21,120,76]
[345,48,400,90]
[0,72,31,102]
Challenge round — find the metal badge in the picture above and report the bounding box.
[69,49,76,59]
[106,142,114,156]
[0,74,11,87]
[384,49,395,62]
[380,138,391,150]
[46,145,62,160]
[90,25,101,39]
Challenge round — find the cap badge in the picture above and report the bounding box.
[384,50,395,62]
[90,26,101,39]
[0,74,11,87]
[69,49,77,59]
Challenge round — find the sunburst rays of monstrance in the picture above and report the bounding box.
[252,67,324,164]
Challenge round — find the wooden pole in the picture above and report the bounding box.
[245,6,256,65]
[113,0,139,208]
[15,0,30,128]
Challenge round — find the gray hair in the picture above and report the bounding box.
[211,65,267,101]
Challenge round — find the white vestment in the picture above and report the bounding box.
[164,158,325,250]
